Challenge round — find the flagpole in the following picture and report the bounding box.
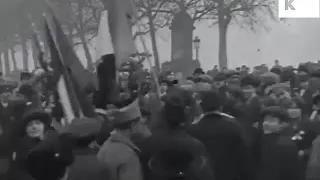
[133,18,161,98]
[126,0,161,97]
[137,33,161,97]
[133,12,162,129]
[44,9,85,120]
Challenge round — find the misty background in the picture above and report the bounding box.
[14,18,320,71]
[2,0,320,73]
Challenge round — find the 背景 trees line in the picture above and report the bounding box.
[0,0,276,76]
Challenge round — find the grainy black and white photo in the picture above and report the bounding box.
[0,0,319,180]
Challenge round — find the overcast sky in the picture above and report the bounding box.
[11,18,320,72]
[147,18,320,70]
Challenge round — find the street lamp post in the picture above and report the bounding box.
[193,36,200,61]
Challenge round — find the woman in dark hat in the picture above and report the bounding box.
[8,109,54,180]
[18,109,52,139]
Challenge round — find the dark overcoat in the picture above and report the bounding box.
[188,112,253,180]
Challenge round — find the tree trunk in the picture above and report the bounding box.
[34,20,50,61]
[148,11,161,74]
[218,23,228,69]
[77,2,93,70]
[217,0,230,69]
[10,46,18,71]
[32,44,39,69]
[22,41,29,71]
[20,32,29,72]
[3,50,10,75]
[0,52,3,74]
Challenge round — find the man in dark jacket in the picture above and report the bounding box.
[135,91,213,180]
[189,90,253,180]
[257,106,303,180]
[67,134,109,180]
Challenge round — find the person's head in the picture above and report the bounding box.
[270,67,282,76]
[298,71,309,89]
[200,91,222,113]
[139,81,151,95]
[25,133,75,180]
[193,68,205,77]
[240,74,260,99]
[159,80,170,94]
[300,81,309,90]
[20,72,32,83]
[62,117,102,142]
[18,84,35,101]
[226,72,240,86]
[112,100,151,138]
[261,106,290,133]
[21,110,52,139]
[213,73,226,88]
[113,117,144,136]
[162,91,191,129]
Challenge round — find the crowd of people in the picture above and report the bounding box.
[0,59,320,180]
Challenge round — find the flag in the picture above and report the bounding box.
[44,21,80,123]
[95,54,117,109]
[94,0,138,108]
[44,10,95,123]
[45,7,92,90]
[105,0,137,68]
[94,10,118,108]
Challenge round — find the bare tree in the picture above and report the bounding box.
[0,0,45,73]
[135,0,173,73]
[206,0,276,68]
[72,0,103,70]
[135,0,214,73]
[3,50,10,75]
[10,47,18,70]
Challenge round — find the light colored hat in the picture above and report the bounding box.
[287,108,301,119]
[179,81,195,91]
[195,82,212,92]
[260,72,280,84]
[112,99,141,124]
[268,83,291,94]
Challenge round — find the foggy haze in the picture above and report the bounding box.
[12,18,320,71]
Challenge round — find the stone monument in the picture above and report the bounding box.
[169,11,200,76]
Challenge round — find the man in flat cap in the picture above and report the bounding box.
[97,99,150,180]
